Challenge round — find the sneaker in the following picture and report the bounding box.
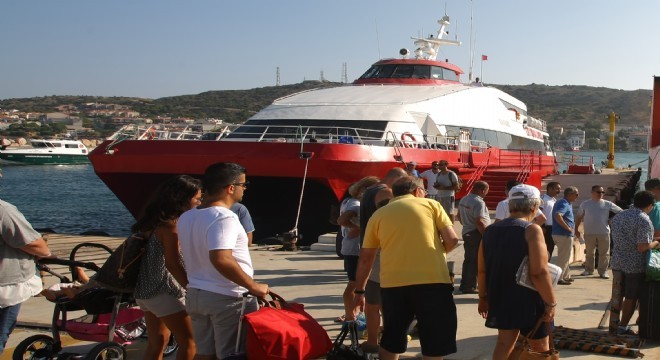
[557,280,572,285]
[600,273,610,279]
[580,271,593,276]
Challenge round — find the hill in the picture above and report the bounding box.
[1,82,652,127]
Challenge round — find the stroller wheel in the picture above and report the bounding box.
[84,342,126,360]
[163,334,178,356]
[12,334,56,360]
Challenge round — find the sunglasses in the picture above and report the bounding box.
[231,181,250,189]
[594,191,605,194]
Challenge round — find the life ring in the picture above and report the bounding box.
[607,154,614,160]
[401,132,416,148]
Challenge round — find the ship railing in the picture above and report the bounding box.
[468,140,490,152]
[109,123,472,150]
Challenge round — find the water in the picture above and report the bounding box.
[0,164,134,237]
[0,151,649,238]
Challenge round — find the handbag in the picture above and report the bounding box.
[646,249,660,281]
[509,319,559,360]
[93,232,149,293]
[243,291,332,360]
[516,256,562,291]
[326,321,366,360]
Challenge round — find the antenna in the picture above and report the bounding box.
[276,67,281,86]
[375,18,381,59]
[469,0,474,82]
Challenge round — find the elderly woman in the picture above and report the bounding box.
[477,184,557,359]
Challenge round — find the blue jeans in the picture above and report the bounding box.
[0,303,22,355]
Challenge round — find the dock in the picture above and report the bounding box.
[3,169,659,359]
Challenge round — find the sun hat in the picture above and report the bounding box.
[508,184,541,200]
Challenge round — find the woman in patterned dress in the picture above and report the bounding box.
[133,175,202,360]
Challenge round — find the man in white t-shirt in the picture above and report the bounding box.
[539,182,561,256]
[434,160,460,222]
[178,162,269,360]
[419,161,441,199]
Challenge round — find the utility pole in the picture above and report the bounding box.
[607,111,617,169]
[276,67,281,86]
[341,62,348,84]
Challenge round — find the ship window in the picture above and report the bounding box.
[391,65,414,78]
[51,143,62,147]
[484,130,499,146]
[443,68,458,81]
[497,132,513,148]
[374,65,396,78]
[64,144,78,148]
[412,66,431,79]
[470,128,486,142]
[228,119,389,142]
[360,66,379,79]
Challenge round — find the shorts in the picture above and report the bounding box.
[365,280,381,305]
[136,293,186,317]
[614,270,645,300]
[435,195,455,217]
[343,255,359,281]
[380,283,457,357]
[186,288,257,358]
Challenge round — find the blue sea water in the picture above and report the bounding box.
[0,151,649,238]
[0,164,135,237]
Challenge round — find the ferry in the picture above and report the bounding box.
[650,76,660,178]
[0,139,89,165]
[89,15,557,243]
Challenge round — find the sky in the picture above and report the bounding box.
[1,0,659,100]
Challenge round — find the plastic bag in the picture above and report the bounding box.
[646,249,660,282]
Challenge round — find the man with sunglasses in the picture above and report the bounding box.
[575,185,623,279]
[178,163,268,359]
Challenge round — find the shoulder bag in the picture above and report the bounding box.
[509,318,559,360]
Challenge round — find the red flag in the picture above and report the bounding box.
[482,55,488,61]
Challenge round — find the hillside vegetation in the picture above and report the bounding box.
[1,81,652,126]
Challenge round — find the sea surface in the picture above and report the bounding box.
[0,151,649,238]
[0,164,135,237]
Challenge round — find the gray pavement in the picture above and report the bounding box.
[3,169,658,359]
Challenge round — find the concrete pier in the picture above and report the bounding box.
[3,169,658,359]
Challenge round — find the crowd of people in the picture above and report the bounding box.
[2,161,660,360]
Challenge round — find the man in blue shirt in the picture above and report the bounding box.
[552,186,579,285]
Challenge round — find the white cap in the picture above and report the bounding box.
[508,184,541,200]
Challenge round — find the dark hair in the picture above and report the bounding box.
[132,175,202,233]
[392,176,423,197]
[591,185,603,191]
[203,162,246,195]
[633,190,655,209]
[546,181,560,191]
[564,186,578,196]
[506,179,522,191]
[472,181,489,192]
[645,178,660,191]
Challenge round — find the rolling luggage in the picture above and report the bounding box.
[638,280,660,340]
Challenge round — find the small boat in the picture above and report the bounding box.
[0,139,89,165]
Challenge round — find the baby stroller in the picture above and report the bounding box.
[14,242,177,360]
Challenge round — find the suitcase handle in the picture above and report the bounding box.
[255,290,287,309]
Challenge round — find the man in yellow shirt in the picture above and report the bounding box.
[354,176,460,360]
